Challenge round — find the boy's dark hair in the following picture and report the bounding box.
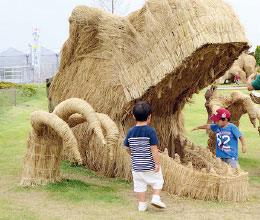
[221,118,231,122]
[133,101,152,121]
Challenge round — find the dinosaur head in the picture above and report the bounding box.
[49,0,250,154]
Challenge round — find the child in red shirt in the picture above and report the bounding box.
[234,72,240,85]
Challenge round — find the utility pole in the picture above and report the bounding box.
[55,53,59,72]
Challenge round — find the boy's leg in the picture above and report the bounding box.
[149,170,166,209]
[132,171,148,211]
[153,189,161,195]
[137,191,146,202]
[137,192,147,211]
[151,190,166,208]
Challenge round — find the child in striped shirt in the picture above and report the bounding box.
[124,101,166,211]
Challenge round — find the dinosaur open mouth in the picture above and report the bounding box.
[122,42,248,157]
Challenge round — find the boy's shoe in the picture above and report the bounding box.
[151,195,166,209]
[138,202,147,211]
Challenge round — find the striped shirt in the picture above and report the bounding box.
[124,125,159,172]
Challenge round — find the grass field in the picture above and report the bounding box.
[0,84,260,220]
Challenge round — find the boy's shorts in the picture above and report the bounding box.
[221,158,237,168]
[132,169,164,192]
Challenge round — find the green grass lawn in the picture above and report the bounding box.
[0,84,133,220]
[1,84,260,219]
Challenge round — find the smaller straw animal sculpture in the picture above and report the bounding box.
[207,90,260,154]
[20,111,82,186]
[216,53,257,84]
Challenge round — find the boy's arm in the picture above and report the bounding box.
[247,72,257,91]
[125,146,131,155]
[150,145,160,172]
[239,136,246,153]
[192,124,211,131]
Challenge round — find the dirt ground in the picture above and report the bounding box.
[1,172,260,220]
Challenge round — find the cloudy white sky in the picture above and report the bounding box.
[0,0,259,53]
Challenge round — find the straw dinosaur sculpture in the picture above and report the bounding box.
[22,0,254,201]
[217,53,257,84]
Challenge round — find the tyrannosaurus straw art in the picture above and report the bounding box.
[21,0,251,202]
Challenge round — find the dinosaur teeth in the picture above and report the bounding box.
[168,78,172,89]
[163,148,168,155]
[157,89,162,99]
[215,47,220,55]
[209,67,215,78]
[187,162,193,169]
[174,153,181,164]
[226,167,234,175]
[216,157,222,166]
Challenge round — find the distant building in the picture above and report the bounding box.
[0,47,29,66]
[0,47,59,83]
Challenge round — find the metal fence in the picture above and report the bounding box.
[0,64,58,84]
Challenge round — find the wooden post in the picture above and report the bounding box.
[14,88,17,106]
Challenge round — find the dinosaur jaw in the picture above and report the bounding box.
[131,42,249,116]
[122,42,249,157]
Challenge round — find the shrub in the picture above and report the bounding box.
[0,82,37,96]
[21,85,37,97]
[254,45,260,67]
[0,81,15,89]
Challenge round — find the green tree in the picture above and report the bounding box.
[254,45,260,68]
[97,0,120,14]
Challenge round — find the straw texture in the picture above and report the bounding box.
[160,149,248,202]
[20,111,81,186]
[53,98,120,177]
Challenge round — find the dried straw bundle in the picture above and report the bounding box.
[70,114,119,177]
[20,111,81,186]
[46,0,251,201]
[53,98,106,145]
[54,98,120,177]
[160,149,248,202]
[243,54,257,76]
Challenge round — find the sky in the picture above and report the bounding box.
[0,0,259,53]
